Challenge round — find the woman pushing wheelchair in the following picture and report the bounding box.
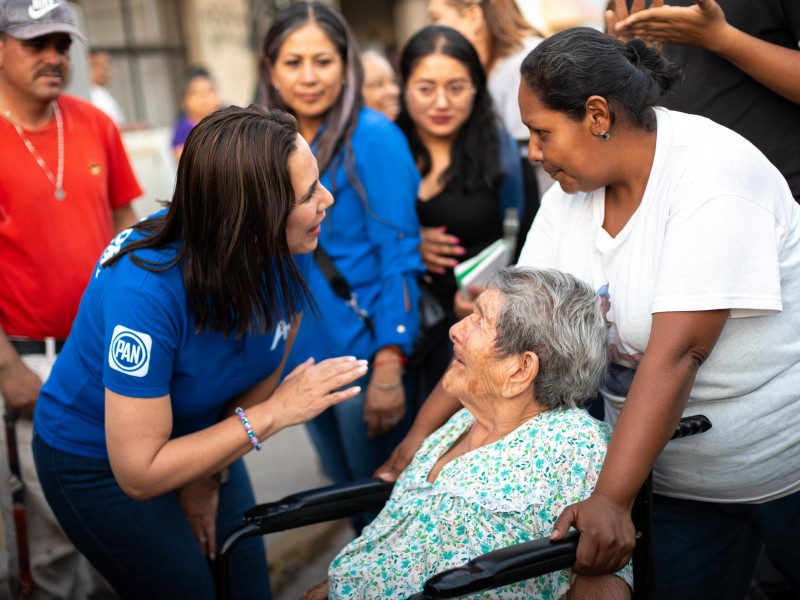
[380,27,800,600]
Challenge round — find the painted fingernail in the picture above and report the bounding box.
[357,359,369,366]
[451,237,461,243]
[357,365,368,374]
[351,386,362,393]
[455,247,466,255]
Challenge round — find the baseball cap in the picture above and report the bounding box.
[0,0,87,43]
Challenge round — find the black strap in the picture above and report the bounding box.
[9,339,66,355]
[313,245,375,335]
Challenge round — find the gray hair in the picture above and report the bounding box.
[487,266,608,410]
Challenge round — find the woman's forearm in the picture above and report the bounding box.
[592,310,729,508]
[591,349,697,508]
[411,376,461,438]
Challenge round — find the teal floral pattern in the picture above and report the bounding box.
[328,408,632,598]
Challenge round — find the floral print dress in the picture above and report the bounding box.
[328,407,633,599]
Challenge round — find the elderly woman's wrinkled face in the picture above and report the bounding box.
[443,287,508,399]
[519,84,607,194]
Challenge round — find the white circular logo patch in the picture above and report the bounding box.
[108,325,153,378]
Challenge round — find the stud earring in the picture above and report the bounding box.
[599,131,610,140]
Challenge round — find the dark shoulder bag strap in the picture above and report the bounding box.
[313,245,375,335]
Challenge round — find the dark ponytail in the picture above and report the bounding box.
[521,27,682,131]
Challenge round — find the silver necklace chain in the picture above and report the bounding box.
[3,101,66,201]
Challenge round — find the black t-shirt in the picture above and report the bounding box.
[660,0,800,199]
[417,182,503,306]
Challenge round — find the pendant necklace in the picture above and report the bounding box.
[3,101,66,200]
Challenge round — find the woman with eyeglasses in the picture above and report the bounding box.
[258,2,423,531]
[395,25,524,402]
[423,0,547,268]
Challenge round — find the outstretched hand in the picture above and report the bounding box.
[610,0,728,50]
[550,493,636,575]
[268,356,368,430]
[605,0,664,43]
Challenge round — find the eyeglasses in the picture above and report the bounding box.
[405,82,476,107]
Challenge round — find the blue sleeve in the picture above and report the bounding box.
[354,112,423,353]
[497,128,525,220]
[102,270,183,398]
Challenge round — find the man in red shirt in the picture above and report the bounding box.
[0,0,141,596]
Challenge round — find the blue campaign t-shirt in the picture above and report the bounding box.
[35,221,293,460]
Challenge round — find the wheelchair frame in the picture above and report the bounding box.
[217,414,711,599]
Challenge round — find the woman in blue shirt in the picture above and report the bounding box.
[32,106,367,599]
[258,1,423,521]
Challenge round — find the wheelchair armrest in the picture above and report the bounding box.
[670,414,711,440]
[242,477,394,534]
[406,530,580,599]
[411,415,712,599]
[218,478,394,599]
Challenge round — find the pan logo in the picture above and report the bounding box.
[108,325,152,377]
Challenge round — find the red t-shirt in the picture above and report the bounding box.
[0,94,142,339]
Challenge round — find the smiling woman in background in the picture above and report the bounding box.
[258,2,423,531]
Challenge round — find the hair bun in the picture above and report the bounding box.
[625,39,648,68]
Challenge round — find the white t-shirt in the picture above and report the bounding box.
[519,108,800,503]
[488,36,542,142]
[90,85,125,126]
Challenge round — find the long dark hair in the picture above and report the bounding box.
[258,1,363,176]
[396,25,502,194]
[105,105,313,337]
[521,27,682,132]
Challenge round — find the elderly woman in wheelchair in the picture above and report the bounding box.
[302,266,632,599]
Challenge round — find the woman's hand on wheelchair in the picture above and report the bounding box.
[551,492,636,576]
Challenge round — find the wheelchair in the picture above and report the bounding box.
[218,415,711,599]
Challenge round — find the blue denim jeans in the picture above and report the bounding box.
[653,490,800,599]
[32,432,270,600]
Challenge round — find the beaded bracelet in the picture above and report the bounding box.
[234,407,262,451]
